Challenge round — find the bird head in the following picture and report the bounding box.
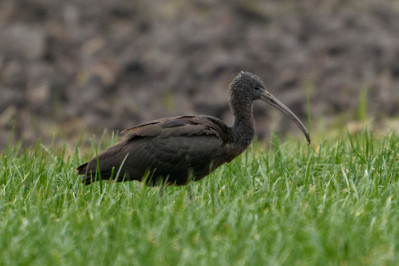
[230,71,311,144]
[230,71,266,101]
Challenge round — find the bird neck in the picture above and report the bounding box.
[230,96,255,148]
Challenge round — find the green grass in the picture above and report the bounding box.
[1,129,399,265]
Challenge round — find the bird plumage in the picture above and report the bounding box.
[77,115,244,185]
[77,72,310,186]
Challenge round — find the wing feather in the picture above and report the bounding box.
[121,115,231,143]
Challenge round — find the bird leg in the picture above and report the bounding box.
[186,169,196,202]
[187,184,193,202]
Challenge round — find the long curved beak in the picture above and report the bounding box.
[261,90,311,144]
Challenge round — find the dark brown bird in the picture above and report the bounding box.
[77,72,310,186]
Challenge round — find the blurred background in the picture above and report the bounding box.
[1,0,399,150]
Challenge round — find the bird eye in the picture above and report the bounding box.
[255,87,263,92]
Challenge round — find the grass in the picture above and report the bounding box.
[1,129,399,265]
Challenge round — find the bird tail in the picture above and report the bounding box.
[76,162,88,174]
[76,162,116,185]
[76,162,98,185]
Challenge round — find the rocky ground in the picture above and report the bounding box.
[1,0,399,150]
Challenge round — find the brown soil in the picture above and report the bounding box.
[1,0,399,149]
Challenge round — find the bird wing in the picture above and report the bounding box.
[121,115,232,143]
[120,115,233,182]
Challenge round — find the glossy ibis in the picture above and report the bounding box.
[77,72,310,186]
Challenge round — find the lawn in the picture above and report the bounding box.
[1,129,399,265]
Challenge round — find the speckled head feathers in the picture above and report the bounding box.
[231,71,265,89]
[229,71,266,100]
